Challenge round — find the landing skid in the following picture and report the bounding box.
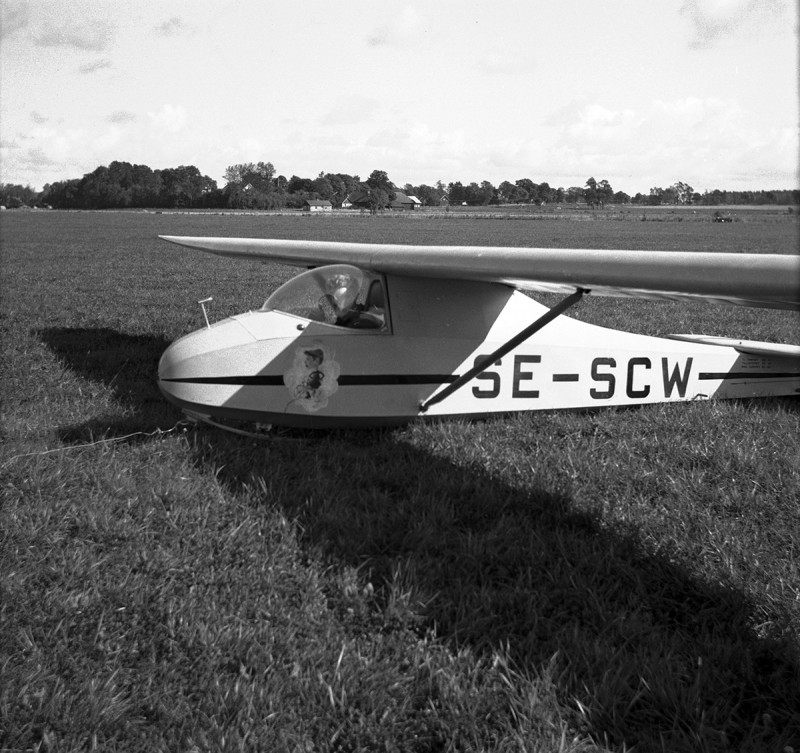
[183,410,277,440]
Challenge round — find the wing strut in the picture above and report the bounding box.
[419,288,587,413]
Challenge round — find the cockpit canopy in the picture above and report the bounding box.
[262,264,387,330]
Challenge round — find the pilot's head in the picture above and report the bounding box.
[327,273,358,310]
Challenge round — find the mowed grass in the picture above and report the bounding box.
[1,210,799,752]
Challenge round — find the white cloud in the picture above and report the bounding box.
[365,6,423,48]
[564,104,642,144]
[0,0,31,41]
[0,124,89,186]
[20,148,64,172]
[154,17,193,38]
[109,111,136,124]
[476,51,536,76]
[34,17,114,51]
[0,3,794,193]
[79,59,112,74]
[320,95,380,127]
[681,0,787,48]
[147,104,187,134]
[93,125,124,153]
[541,97,797,190]
[236,138,267,157]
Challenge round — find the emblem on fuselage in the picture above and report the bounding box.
[283,343,341,412]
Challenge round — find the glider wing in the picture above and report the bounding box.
[159,236,800,311]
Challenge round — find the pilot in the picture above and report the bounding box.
[319,272,360,326]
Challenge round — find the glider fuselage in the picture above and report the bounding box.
[158,268,800,428]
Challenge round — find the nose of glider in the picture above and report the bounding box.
[158,317,259,410]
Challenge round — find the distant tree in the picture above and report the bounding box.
[312,173,335,202]
[158,165,216,208]
[480,180,498,205]
[363,187,390,212]
[287,175,315,194]
[0,183,40,207]
[497,181,515,204]
[498,180,531,203]
[26,160,798,213]
[284,190,310,209]
[527,182,544,205]
[224,161,276,191]
[515,178,536,203]
[671,181,694,204]
[325,173,361,207]
[53,161,165,208]
[366,170,396,202]
[454,180,497,205]
[584,177,599,207]
[222,161,278,208]
[661,186,678,205]
[700,189,724,206]
[42,179,81,208]
[80,166,129,208]
[597,179,613,206]
[537,182,553,204]
[466,182,483,205]
[198,186,227,208]
[108,161,134,191]
[447,181,467,204]
[130,164,162,206]
[565,186,583,204]
[223,164,243,184]
[409,183,444,206]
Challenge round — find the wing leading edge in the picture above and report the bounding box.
[159,235,800,311]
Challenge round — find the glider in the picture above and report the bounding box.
[157,236,800,430]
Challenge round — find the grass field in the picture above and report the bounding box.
[1,210,799,752]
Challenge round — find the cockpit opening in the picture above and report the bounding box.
[261,264,388,330]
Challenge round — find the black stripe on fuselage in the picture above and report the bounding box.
[698,371,800,380]
[162,374,458,386]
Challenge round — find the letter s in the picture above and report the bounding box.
[472,356,501,399]
[590,357,616,399]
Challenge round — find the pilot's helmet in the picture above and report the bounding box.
[327,272,359,310]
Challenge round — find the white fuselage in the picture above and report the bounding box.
[158,274,800,428]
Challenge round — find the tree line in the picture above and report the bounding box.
[1,160,798,210]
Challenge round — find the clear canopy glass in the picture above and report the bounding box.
[262,264,387,330]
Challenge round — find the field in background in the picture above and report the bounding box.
[2,211,799,752]
[409,203,798,222]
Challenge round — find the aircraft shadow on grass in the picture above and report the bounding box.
[198,432,800,749]
[36,325,799,747]
[36,327,180,444]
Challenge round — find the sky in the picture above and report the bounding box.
[1,0,797,195]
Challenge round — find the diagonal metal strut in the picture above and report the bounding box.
[419,288,587,413]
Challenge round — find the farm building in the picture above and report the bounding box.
[303,199,332,212]
[342,190,371,209]
[391,192,421,210]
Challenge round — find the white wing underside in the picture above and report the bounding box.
[159,236,800,311]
